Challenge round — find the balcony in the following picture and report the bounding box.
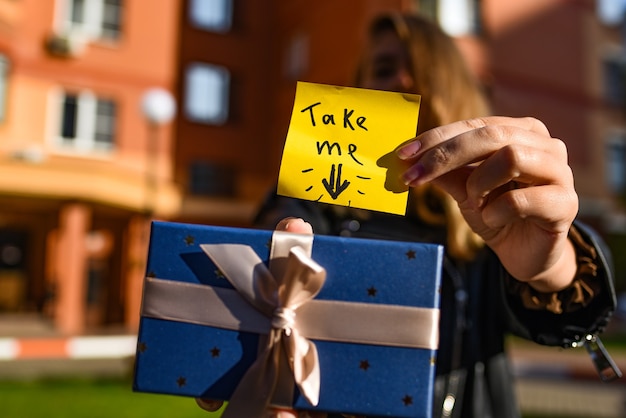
[0,152,181,218]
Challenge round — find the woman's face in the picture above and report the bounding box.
[360,29,415,93]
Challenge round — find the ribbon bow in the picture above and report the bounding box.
[201,231,326,417]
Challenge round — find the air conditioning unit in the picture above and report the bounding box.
[44,32,86,58]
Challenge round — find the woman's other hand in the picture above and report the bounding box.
[397,116,578,292]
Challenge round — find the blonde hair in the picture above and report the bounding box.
[357,13,491,260]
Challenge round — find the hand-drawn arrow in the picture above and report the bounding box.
[322,163,350,199]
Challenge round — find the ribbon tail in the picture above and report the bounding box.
[221,332,281,418]
[288,331,321,406]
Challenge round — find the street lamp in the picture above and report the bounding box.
[142,88,177,125]
[140,88,176,217]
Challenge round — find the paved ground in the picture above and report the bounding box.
[1,314,626,417]
[516,379,625,418]
[509,340,626,417]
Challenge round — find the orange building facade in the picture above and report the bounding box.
[0,0,180,334]
[0,0,624,336]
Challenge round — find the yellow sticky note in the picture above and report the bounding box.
[278,82,420,215]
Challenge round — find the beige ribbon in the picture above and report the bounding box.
[202,232,325,417]
[140,231,440,416]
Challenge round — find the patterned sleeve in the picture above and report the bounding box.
[507,224,603,314]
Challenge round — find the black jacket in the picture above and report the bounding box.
[253,193,617,418]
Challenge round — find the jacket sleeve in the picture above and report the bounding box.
[501,221,617,348]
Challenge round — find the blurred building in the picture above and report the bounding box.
[175,0,626,233]
[0,0,624,336]
[0,0,181,334]
[173,0,407,225]
[175,0,626,282]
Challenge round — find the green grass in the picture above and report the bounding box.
[522,414,592,418]
[0,376,609,418]
[600,331,626,349]
[0,378,224,418]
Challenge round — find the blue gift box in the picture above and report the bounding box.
[133,221,443,418]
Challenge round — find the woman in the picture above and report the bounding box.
[202,12,617,418]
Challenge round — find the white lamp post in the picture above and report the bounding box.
[142,88,177,125]
[140,88,176,217]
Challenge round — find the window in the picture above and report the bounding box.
[416,0,481,36]
[94,99,116,146]
[189,0,233,33]
[607,133,626,195]
[597,0,626,26]
[0,55,8,122]
[603,53,626,106]
[61,94,78,139]
[284,34,309,80]
[184,63,230,125]
[59,0,123,40]
[58,91,117,152]
[101,0,123,40]
[189,161,235,197]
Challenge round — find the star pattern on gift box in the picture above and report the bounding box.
[137,342,148,353]
[402,394,413,406]
[176,376,187,387]
[359,360,370,371]
[184,235,195,246]
[210,346,221,358]
[405,250,416,259]
[367,286,377,297]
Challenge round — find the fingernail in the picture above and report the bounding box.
[402,163,425,185]
[267,410,299,418]
[284,218,299,229]
[195,398,223,411]
[396,140,422,160]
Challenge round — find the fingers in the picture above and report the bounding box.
[397,116,550,160]
[268,408,298,418]
[480,185,578,232]
[407,140,573,212]
[463,144,574,208]
[266,409,327,418]
[275,217,314,234]
[195,398,223,412]
[427,143,577,238]
[396,117,564,188]
[195,400,325,418]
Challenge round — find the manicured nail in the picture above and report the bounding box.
[402,163,424,185]
[396,140,422,160]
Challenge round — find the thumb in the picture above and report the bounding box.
[275,218,313,234]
